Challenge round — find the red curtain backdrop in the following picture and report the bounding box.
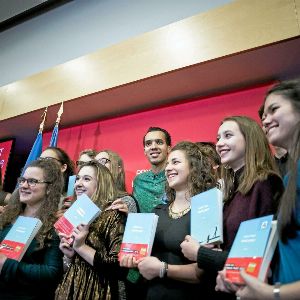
[44,83,272,192]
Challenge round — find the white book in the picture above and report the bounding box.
[0,216,42,261]
[66,175,76,197]
[54,194,101,236]
[225,215,278,284]
[191,187,223,245]
[118,213,158,261]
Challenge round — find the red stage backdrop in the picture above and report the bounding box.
[0,139,14,184]
[44,83,272,192]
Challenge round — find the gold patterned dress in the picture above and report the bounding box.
[55,209,126,300]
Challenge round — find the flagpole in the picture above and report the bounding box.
[49,102,63,147]
[55,102,64,125]
[39,107,48,133]
[20,107,48,177]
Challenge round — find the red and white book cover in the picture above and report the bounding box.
[225,215,277,284]
[54,194,101,236]
[119,213,158,261]
[0,216,42,261]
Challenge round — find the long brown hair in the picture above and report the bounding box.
[220,116,279,202]
[0,159,64,248]
[76,160,118,210]
[165,141,216,203]
[196,142,221,180]
[263,79,300,242]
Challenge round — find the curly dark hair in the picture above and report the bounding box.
[165,141,216,203]
[0,159,64,248]
[196,141,221,180]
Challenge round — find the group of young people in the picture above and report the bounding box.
[0,78,299,300]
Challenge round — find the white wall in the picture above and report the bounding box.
[0,0,232,86]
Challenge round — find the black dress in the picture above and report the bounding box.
[146,204,202,300]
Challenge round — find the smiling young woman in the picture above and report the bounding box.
[0,159,64,300]
[55,160,127,300]
[180,116,283,299]
[232,79,300,300]
[120,141,216,300]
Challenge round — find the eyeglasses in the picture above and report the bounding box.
[38,156,62,164]
[76,160,85,167]
[17,177,52,187]
[97,158,111,165]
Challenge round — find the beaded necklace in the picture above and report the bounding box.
[168,202,191,219]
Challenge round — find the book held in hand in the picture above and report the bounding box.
[66,175,76,197]
[191,187,223,245]
[118,213,158,261]
[0,216,42,261]
[54,194,101,236]
[225,214,278,284]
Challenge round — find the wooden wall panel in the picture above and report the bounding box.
[0,0,299,121]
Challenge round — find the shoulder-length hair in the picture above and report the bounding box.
[76,160,118,210]
[100,150,128,197]
[220,116,279,202]
[165,141,216,203]
[0,159,64,248]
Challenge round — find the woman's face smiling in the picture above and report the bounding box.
[19,167,47,208]
[216,121,246,172]
[165,150,190,192]
[263,94,300,151]
[75,166,98,199]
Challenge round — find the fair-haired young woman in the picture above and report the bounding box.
[0,159,64,299]
[227,79,300,300]
[96,150,138,213]
[55,160,127,300]
[181,116,283,299]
